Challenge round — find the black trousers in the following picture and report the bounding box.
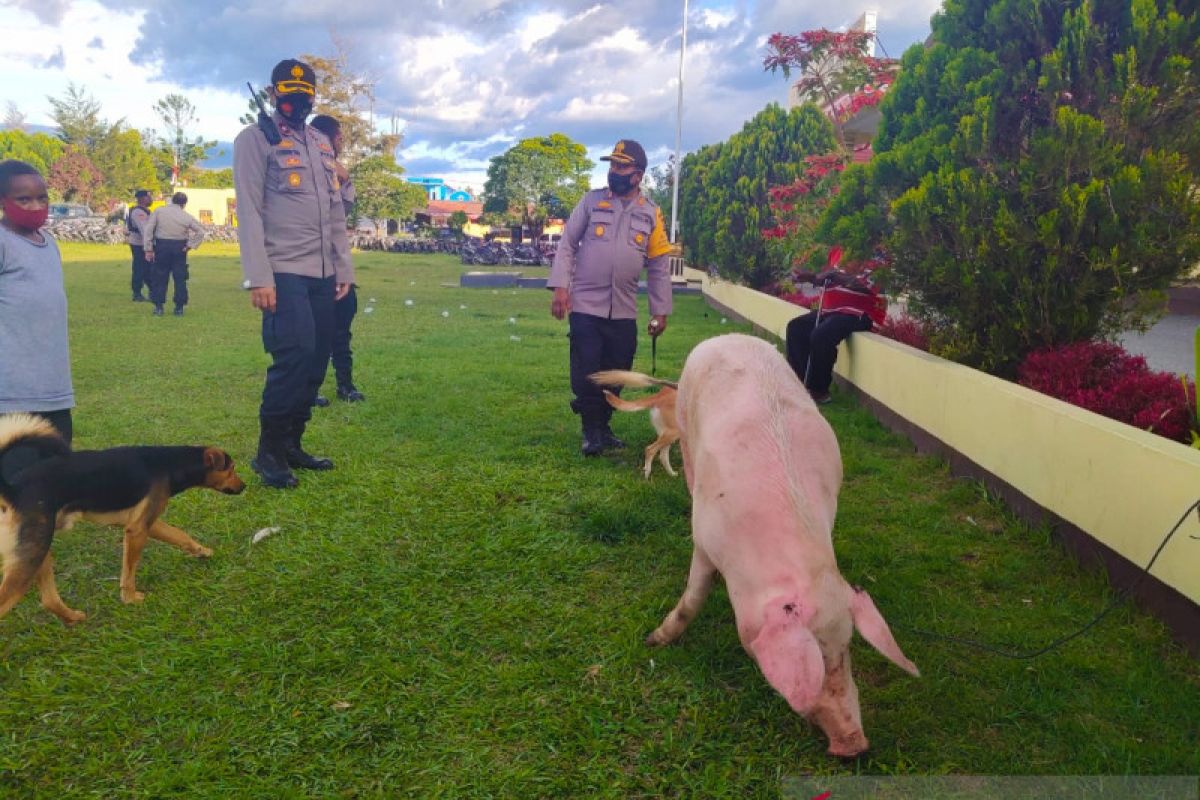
[568,312,637,429]
[32,409,73,446]
[785,311,873,393]
[330,285,357,388]
[130,245,150,297]
[149,239,189,308]
[260,273,335,426]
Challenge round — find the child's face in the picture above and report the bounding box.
[4,174,49,211]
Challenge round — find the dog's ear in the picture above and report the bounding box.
[203,448,230,471]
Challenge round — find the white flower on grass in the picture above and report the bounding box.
[510,335,522,342]
[441,310,450,318]
[369,297,377,303]
[241,279,251,290]
[459,304,467,310]
[363,307,375,314]
[508,317,517,325]
[405,299,414,307]
[409,281,416,286]
[720,317,727,325]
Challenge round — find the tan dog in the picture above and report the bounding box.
[589,370,680,478]
[0,414,245,623]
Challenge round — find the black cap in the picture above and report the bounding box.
[134,189,151,200]
[600,139,647,171]
[271,59,316,96]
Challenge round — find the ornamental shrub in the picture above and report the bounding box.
[1017,340,1195,444]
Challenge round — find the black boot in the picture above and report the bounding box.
[284,418,334,471]
[251,419,299,489]
[581,425,605,456]
[599,423,625,450]
[336,384,366,402]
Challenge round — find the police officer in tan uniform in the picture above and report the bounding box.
[548,139,673,456]
[234,59,354,488]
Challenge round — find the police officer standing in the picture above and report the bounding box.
[548,139,673,456]
[234,59,354,488]
[143,192,204,316]
[126,189,152,302]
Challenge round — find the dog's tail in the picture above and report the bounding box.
[0,413,70,499]
[589,370,678,390]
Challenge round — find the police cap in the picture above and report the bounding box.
[600,139,647,172]
[271,59,316,96]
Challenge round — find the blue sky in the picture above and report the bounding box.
[0,0,942,191]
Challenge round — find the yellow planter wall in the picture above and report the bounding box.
[695,273,1200,605]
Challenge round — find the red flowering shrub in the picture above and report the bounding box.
[1017,341,1196,444]
[876,315,931,351]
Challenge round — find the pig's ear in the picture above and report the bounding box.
[750,603,826,713]
[850,587,920,677]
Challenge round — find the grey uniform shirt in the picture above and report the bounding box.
[233,113,354,288]
[144,204,205,249]
[548,188,672,320]
[127,205,150,247]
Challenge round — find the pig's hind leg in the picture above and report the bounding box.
[646,546,717,646]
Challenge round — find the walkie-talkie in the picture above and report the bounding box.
[246,82,281,145]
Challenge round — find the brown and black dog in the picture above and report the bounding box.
[0,413,245,624]
[589,370,681,479]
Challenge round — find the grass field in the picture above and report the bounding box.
[0,242,1196,798]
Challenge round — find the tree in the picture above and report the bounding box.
[47,83,110,149]
[764,29,899,150]
[820,0,1200,374]
[0,129,64,175]
[350,154,426,235]
[448,210,468,233]
[644,156,676,231]
[482,133,591,240]
[678,103,837,288]
[89,127,159,206]
[47,146,102,204]
[4,102,27,131]
[182,167,234,189]
[153,94,215,187]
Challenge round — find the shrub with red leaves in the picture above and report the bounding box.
[1017,341,1196,444]
[876,315,931,351]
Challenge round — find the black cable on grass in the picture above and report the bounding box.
[894,497,1200,660]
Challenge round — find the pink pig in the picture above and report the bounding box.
[646,333,918,758]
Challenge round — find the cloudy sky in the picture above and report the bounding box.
[0,0,942,191]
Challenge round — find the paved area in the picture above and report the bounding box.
[1120,314,1200,378]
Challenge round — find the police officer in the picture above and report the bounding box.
[234,59,354,488]
[127,189,152,301]
[548,139,673,456]
[143,191,204,316]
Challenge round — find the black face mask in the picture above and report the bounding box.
[607,170,637,196]
[276,95,313,125]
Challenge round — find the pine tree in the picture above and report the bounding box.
[821,0,1200,374]
[679,103,836,288]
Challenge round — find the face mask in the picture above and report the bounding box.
[276,95,313,125]
[2,198,48,230]
[607,170,637,196]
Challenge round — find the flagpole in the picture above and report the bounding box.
[669,0,688,244]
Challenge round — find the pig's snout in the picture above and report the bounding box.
[825,729,869,759]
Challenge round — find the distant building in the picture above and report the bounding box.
[406,177,474,202]
[178,188,237,226]
[416,199,484,228]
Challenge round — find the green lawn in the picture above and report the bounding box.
[0,243,1196,798]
